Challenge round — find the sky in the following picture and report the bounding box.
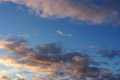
[0,0,120,80]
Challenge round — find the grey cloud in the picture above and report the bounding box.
[89,69,120,80]
[99,69,120,80]
[0,38,120,79]
[97,48,120,59]
[0,38,100,79]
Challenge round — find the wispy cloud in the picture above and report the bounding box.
[56,30,72,37]
[0,34,11,40]
[88,45,97,49]
[0,0,120,24]
[97,48,120,59]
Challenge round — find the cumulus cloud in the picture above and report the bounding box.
[0,38,99,79]
[56,30,72,37]
[0,38,119,79]
[0,0,120,24]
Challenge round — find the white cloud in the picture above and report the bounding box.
[56,30,72,37]
[0,0,119,24]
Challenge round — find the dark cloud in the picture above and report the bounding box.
[0,38,120,79]
[89,69,120,80]
[99,69,120,80]
[97,48,120,59]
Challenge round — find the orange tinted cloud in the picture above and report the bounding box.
[0,75,11,80]
[0,38,119,79]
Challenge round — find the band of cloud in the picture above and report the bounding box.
[0,0,120,24]
[0,38,120,79]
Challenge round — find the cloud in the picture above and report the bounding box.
[0,38,120,79]
[0,75,11,80]
[0,34,11,40]
[56,30,72,37]
[0,0,120,24]
[16,73,26,79]
[97,48,120,59]
[0,38,99,79]
[17,79,25,80]
[0,67,26,80]
[88,45,97,49]
[99,69,120,80]
[0,69,4,73]
[72,56,84,62]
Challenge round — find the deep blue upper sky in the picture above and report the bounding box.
[0,2,120,49]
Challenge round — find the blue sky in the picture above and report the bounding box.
[0,0,120,80]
